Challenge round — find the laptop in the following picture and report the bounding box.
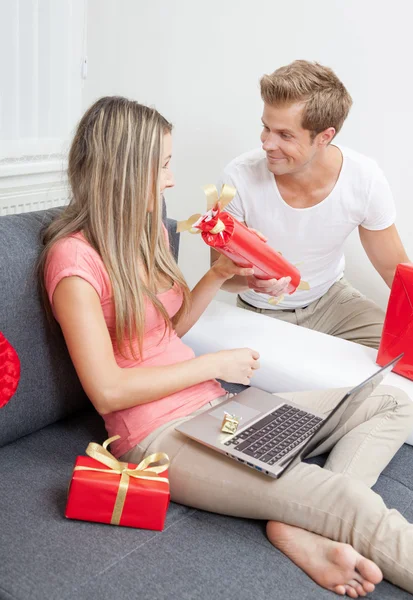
[176,354,404,479]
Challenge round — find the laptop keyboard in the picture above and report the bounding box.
[223,404,323,466]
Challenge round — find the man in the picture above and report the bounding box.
[214,60,409,349]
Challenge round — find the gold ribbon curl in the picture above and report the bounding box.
[176,184,237,233]
[74,435,169,526]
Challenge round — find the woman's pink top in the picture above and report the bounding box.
[44,231,224,457]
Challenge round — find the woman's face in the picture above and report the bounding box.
[160,132,175,193]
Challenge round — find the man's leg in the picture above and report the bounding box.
[296,279,385,349]
[236,295,299,324]
[133,386,413,594]
[237,281,385,349]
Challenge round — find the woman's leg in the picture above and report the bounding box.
[276,384,413,487]
[126,386,413,594]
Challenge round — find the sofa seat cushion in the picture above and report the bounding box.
[0,409,413,599]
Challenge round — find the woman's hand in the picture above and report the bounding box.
[211,255,254,282]
[212,348,260,385]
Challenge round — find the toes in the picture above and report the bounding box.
[333,584,346,596]
[356,557,383,585]
[361,581,375,594]
[348,579,366,596]
[354,583,367,597]
[344,585,359,598]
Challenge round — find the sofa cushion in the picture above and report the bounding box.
[0,209,180,448]
[0,408,412,600]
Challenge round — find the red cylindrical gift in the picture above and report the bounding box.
[195,206,301,294]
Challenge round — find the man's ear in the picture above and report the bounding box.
[316,127,336,147]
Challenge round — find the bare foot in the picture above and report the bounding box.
[267,521,383,597]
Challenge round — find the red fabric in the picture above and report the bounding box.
[0,332,20,409]
[65,456,170,530]
[377,263,413,380]
[197,206,301,294]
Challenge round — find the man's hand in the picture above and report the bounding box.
[246,275,291,298]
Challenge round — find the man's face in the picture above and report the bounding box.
[260,102,319,176]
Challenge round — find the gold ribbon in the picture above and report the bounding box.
[176,184,237,233]
[210,219,226,235]
[74,435,169,526]
[203,184,237,211]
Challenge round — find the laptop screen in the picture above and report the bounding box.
[296,353,404,462]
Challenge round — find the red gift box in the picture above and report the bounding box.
[195,206,302,294]
[377,263,413,380]
[65,436,170,530]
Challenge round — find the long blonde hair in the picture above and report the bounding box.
[38,96,191,358]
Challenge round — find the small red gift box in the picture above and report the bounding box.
[377,263,413,380]
[65,436,170,530]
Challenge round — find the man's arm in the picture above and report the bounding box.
[359,224,410,288]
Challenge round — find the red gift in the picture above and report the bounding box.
[65,436,170,530]
[377,263,413,380]
[195,205,301,294]
[178,185,308,296]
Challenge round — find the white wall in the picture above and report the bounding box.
[83,0,413,309]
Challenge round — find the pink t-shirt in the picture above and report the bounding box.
[44,231,225,457]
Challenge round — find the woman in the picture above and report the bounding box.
[39,96,413,598]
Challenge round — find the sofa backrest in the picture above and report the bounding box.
[0,208,180,447]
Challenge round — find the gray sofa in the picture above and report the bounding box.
[1,208,412,600]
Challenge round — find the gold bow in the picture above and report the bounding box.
[74,435,169,526]
[176,184,236,233]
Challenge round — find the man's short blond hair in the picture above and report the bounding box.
[260,60,353,139]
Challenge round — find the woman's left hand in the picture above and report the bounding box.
[211,255,254,281]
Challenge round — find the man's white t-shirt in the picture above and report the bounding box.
[219,146,396,310]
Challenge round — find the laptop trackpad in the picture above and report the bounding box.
[209,400,260,423]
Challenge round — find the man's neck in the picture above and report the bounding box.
[275,145,343,208]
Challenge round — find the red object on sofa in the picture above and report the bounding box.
[195,206,302,295]
[66,447,170,530]
[377,263,413,380]
[0,332,20,408]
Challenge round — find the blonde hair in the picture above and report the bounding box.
[260,60,353,139]
[38,96,191,359]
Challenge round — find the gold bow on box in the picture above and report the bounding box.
[177,184,236,233]
[74,435,169,526]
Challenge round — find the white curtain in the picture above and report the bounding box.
[0,0,86,215]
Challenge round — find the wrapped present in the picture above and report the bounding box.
[221,412,241,434]
[377,263,413,380]
[65,436,170,530]
[178,185,308,298]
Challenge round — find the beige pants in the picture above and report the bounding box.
[122,386,413,593]
[237,278,385,349]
